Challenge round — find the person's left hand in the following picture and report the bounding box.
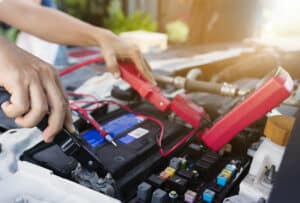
[95,30,156,85]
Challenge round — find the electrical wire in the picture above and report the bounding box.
[67,91,100,111]
[158,128,197,157]
[70,98,200,157]
[59,57,105,77]
[60,58,202,157]
[68,92,118,147]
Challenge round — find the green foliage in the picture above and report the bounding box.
[103,0,157,34]
[0,28,18,42]
[55,0,106,24]
[56,0,88,19]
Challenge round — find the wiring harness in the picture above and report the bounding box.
[60,57,204,156]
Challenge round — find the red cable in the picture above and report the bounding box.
[159,128,197,157]
[72,99,195,157]
[60,58,197,157]
[67,91,100,111]
[59,57,105,77]
[70,102,108,137]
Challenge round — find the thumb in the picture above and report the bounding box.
[103,50,120,78]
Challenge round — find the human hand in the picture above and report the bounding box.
[95,30,156,84]
[0,37,75,142]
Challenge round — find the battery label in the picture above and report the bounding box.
[128,127,149,139]
[82,113,144,147]
[118,127,149,144]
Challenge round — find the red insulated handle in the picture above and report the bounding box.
[201,71,293,151]
[119,63,207,128]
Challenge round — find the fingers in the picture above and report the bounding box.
[15,78,48,128]
[1,80,30,118]
[103,49,120,78]
[1,64,74,142]
[141,58,157,85]
[0,38,73,142]
[41,69,67,143]
[130,49,156,85]
[54,74,75,133]
[64,107,76,133]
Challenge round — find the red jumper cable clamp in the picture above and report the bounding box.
[119,63,207,129]
[59,57,294,152]
[119,64,294,152]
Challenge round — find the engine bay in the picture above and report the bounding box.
[0,45,299,203]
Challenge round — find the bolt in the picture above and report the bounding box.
[88,160,94,166]
[106,173,112,180]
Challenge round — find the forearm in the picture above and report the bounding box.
[0,0,107,46]
[0,36,18,61]
[0,36,9,48]
[0,1,155,84]
[0,37,9,65]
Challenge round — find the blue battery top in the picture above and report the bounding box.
[82,113,144,147]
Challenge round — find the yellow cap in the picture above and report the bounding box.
[165,167,176,177]
[221,169,232,179]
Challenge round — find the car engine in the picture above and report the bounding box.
[0,45,299,203]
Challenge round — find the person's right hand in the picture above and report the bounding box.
[0,37,75,142]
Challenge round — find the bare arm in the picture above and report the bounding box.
[0,0,154,83]
[0,0,103,46]
[0,36,75,142]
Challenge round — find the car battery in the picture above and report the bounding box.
[21,102,191,201]
[77,102,190,178]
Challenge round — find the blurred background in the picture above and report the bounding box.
[55,0,300,44]
[1,0,300,88]
[2,0,300,44]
